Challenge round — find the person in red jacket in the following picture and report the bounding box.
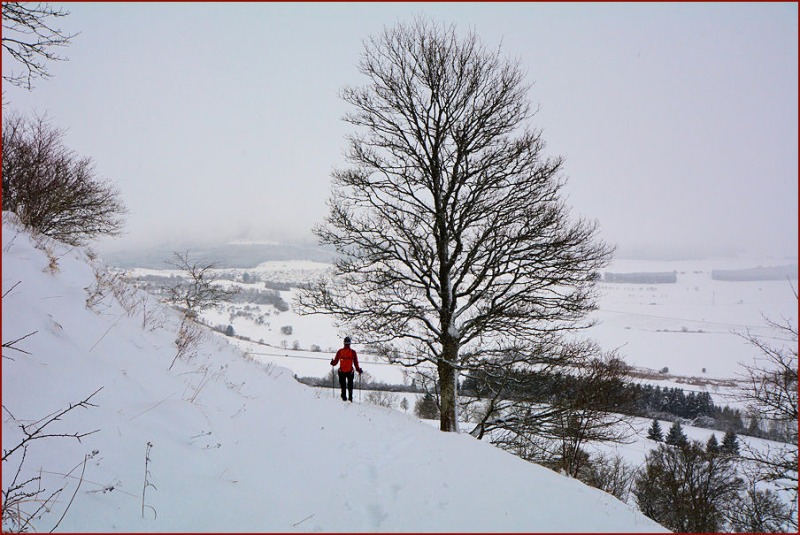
[330,336,363,402]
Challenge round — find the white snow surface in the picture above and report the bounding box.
[1,212,667,532]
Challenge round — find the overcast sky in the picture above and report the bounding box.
[3,2,797,260]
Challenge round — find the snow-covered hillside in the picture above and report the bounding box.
[1,212,666,532]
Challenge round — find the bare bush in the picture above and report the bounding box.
[467,343,635,478]
[365,390,398,409]
[163,251,239,370]
[582,452,637,503]
[725,463,796,533]
[734,309,798,530]
[2,112,127,246]
[170,319,204,371]
[183,364,228,404]
[85,265,158,325]
[634,440,743,532]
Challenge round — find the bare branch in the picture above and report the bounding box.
[2,280,22,298]
[2,330,38,359]
[2,388,101,532]
[3,387,102,463]
[49,453,88,532]
[2,2,77,90]
[732,308,797,511]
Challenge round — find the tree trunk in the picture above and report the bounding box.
[438,339,459,432]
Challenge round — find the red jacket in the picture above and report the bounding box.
[331,346,361,373]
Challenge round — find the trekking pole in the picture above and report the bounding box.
[331,366,335,398]
[358,372,362,403]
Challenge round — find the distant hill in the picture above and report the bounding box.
[101,241,337,268]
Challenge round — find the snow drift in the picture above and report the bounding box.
[1,212,666,532]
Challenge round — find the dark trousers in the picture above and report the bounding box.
[338,370,354,401]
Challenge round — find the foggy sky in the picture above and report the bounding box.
[3,2,797,260]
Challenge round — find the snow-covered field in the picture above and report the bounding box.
[123,252,797,398]
[591,258,797,380]
[2,212,668,532]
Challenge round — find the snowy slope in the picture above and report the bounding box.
[1,212,666,532]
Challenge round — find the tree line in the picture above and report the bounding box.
[636,418,793,532]
[461,366,784,443]
[128,273,289,312]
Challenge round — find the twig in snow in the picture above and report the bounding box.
[89,314,124,352]
[49,453,88,532]
[2,280,21,298]
[128,394,173,421]
[2,330,38,359]
[141,442,157,520]
[292,513,315,527]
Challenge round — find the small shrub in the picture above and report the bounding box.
[366,390,398,409]
[2,112,126,246]
[414,392,439,420]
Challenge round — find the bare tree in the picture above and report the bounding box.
[467,344,635,476]
[634,441,743,532]
[734,309,798,529]
[2,2,76,90]
[2,112,127,246]
[725,462,796,533]
[165,251,240,370]
[548,353,636,477]
[297,17,612,432]
[165,251,240,319]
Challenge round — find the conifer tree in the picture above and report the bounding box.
[646,419,664,442]
[414,392,440,420]
[721,430,740,456]
[706,433,720,455]
[665,421,688,448]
